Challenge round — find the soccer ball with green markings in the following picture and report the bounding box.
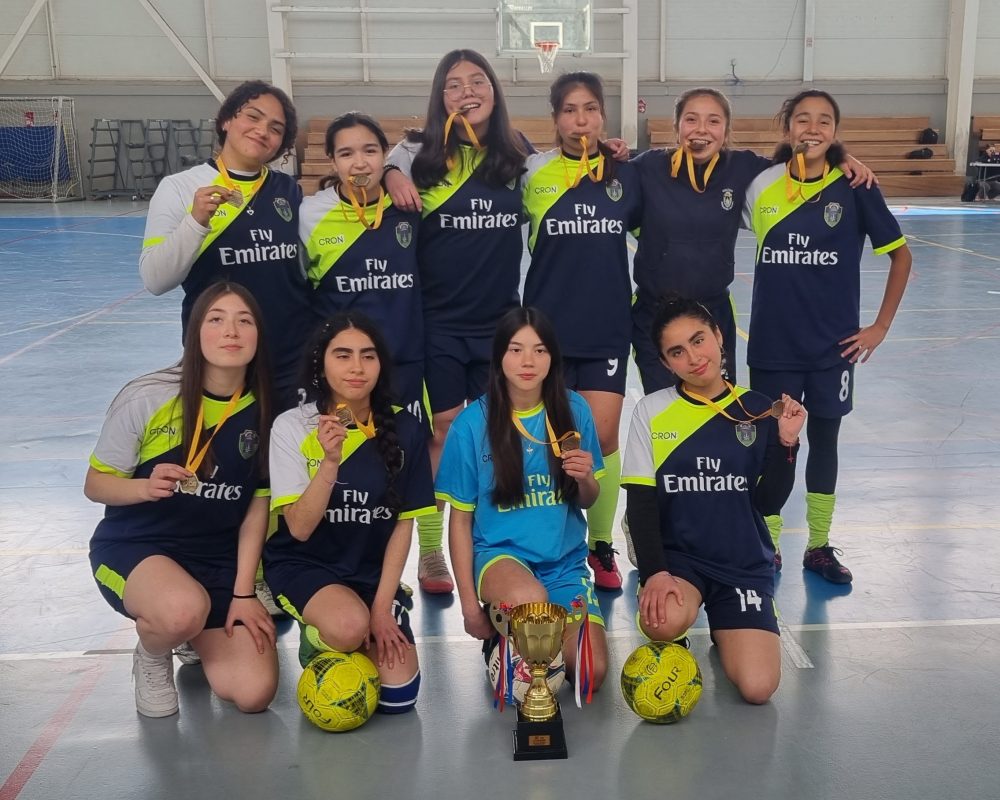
[298,651,380,732]
[620,641,702,724]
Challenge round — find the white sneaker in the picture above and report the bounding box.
[622,514,637,568]
[173,641,201,665]
[133,644,178,718]
[255,579,284,616]
[417,549,454,594]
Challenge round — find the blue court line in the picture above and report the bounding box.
[889,205,1000,216]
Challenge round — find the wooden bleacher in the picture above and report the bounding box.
[298,115,556,196]
[973,115,1000,154]
[647,115,964,197]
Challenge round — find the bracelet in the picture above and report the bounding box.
[232,593,256,599]
[382,163,402,174]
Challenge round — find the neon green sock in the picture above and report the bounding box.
[763,514,783,550]
[417,509,444,556]
[805,492,836,550]
[587,450,621,549]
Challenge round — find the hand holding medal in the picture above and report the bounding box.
[316,410,349,466]
[145,462,194,501]
[559,434,593,483]
[774,392,806,446]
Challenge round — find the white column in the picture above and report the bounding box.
[945,0,979,174]
[621,0,639,148]
[266,2,293,99]
[803,0,815,83]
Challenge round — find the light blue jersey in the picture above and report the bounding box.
[435,391,604,567]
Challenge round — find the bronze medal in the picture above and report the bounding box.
[348,174,371,188]
[561,433,582,452]
[335,403,354,427]
[227,189,244,208]
[178,475,200,494]
[770,399,785,418]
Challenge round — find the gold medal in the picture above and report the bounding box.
[770,399,785,418]
[334,403,354,427]
[214,156,266,212]
[227,189,244,208]
[334,402,376,439]
[178,475,200,494]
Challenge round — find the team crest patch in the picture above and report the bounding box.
[395,221,413,248]
[506,178,517,191]
[273,197,293,222]
[824,202,843,228]
[735,422,756,447]
[606,178,623,202]
[721,188,734,211]
[238,429,260,459]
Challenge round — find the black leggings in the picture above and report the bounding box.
[754,415,840,516]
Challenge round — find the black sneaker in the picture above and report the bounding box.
[774,550,783,573]
[803,545,853,584]
[671,635,691,650]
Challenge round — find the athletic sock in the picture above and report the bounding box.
[805,492,836,550]
[417,509,444,556]
[587,450,621,549]
[763,514,783,550]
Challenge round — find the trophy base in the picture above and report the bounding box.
[512,709,568,761]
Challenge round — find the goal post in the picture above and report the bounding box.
[0,96,83,202]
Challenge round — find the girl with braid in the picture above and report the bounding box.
[263,312,435,715]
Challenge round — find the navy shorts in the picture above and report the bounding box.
[265,561,415,644]
[632,292,738,393]
[750,361,854,419]
[394,360,431,430]
[663,555,778,635]
[89,542,236,631]
[424,331,492,414]
[563,352,629,396]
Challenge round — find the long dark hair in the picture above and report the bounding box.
[486,307,578,508]
[548,71,617,182]
[180,282,272,480]
[406,49,527,189]
[772,89,846,167]
[318,111,390,192]
[216,80,298,160]
[301,312,404,514]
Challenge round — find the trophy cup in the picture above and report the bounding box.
[508,602,568,761]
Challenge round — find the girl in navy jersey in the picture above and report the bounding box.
[383,49,529,594]
[300,113,426,426]
[436,307,608,690]
[630,88,874,394]
[522,72,642,591]
[621,295,805,704]
[86,282,276,718]
[743,90,912,584]
[264,312,435,715]
[140,80,313,408]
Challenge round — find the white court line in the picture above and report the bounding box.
[906,235,1000,263]
[778,618,814,668]
[3,617,999,662]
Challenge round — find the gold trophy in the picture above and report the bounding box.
[508,602,568,760]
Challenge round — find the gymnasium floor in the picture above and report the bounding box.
[1,199,998,799]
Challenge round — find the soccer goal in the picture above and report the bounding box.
[0,96,83,201]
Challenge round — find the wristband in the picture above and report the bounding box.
[232,593,256,599]
[382,163,402,175]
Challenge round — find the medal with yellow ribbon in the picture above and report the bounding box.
[335,402,376,439]
[785,143,829,203]
[669,146,719,193]
[214,156,268,210]
[511,412,581,458]
[177,388,244,494]
[341,174,385,230]
[562,136,605,189]
[444,112,484,170]
[683,382,784,424]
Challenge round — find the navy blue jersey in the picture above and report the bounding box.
[267,404,435,592]
[744,165,906,370]
[631,148,769,302]
[89,373,267,561]
[522,151,642,358]
[300,188,423,365]
[621,385,776,595]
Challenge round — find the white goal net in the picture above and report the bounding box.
[0,96,83,201]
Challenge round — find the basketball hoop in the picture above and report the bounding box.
[534,40,560,74]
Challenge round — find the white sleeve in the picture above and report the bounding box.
[139,176,211,295]
[620,399,656,486]
[90,380,174,476]
[269,411,312,509]
[386,140,420,178]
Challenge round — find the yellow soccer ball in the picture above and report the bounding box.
[621,641,702,724]
[298,651,380,732]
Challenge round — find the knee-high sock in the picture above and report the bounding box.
[587,450,621,548]
[417,509,444,556]
[805,492,836,550]
[763,514,783,550]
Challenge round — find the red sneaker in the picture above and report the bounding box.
[417,549,454,593]
[587,541,623,591]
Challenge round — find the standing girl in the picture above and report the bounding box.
[140,80,313,407]
[743,90,911,583]
[264,312,435,715]
[300,112,426,425]
[522,72,642,590]
[622,295,805,704]
[384,49,529,593]
[436,307,609,690]
[86,282,277,718]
